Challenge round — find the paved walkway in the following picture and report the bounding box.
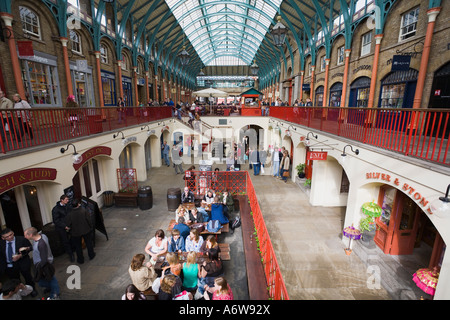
[16,163,427,300]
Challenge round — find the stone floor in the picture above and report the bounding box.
[17,162,431,300]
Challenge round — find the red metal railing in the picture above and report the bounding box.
[0,106,172,154]
[269,106,450,166]
[185,170,289,300]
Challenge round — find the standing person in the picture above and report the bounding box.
[24,227,60,300]
[66,95,80,136]
[12,93,33,140]
[259,148,267,174]
[65,199,96,264]
[280,150,291,183]
[51,194,74,262]
[117,97,126,123]
[0,90,14,142]
[272,147,281,178]
[305,98,312,106]
[162,140,170,167]
[0,228,37,297]
[172,143,184,175]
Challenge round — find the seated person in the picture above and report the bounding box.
[0,279,33,300]
[184,228,204,253]
[181,187,195,203]
[197,203,210,222]
[202,190,215,204]
[175,205,189,222]
[219,190,234,217]
[144,229,168,265]
[199,235,221,255]
[168,229,185,253]
[128,253,157,292]
[210,196,229,224]
[197,249,223,295]
[164,252,182,277]
[173,217,190,240]
[187,207,203,224]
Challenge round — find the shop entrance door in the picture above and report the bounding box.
[375,186,420,255]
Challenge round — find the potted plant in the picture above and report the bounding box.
[359,216,377,247]
[295,163,306,178]
[303,178,311,188]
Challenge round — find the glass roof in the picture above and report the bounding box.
[165,0,283,66]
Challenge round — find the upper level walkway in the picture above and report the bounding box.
[2,105,448,169]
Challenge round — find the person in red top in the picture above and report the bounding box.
[203,276,233,300]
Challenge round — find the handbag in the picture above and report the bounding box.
[283,171,290,178]
[190,223,205,233]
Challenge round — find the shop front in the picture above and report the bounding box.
[19,51,61,107]
[0,168,57,235]
[122,76,133,109]
[101,70,116,107]
[70,61,95,108]
[373,183,445,269]
[348,76,371,125]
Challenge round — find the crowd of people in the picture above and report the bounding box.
[124,185,234,301]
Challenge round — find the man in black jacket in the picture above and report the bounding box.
[51,194,74,262]
[65,199,95,264]
[0,228,37,297]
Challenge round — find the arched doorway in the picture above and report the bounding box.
[374,184,445,268]
[348,76,371,125]
[377,68,418,131]
[428,62,450,137]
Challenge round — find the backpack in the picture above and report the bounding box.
[207,220,221,233]
[231,216,241,230]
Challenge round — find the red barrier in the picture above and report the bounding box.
[185,170,289,300]
[0,106,172,154]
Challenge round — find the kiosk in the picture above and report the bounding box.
[240,88,263,116]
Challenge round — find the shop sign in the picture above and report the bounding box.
[307,151,328,161]
[0,168,57,193]
[391,55,411,71]
[434,90,441,96]
[302,84,310,91]
[365,171,433,214]
[73,146,112,171]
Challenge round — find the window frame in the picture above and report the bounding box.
[100,44,108,64]
[69,30,82,55]
[361,31,372,57]
[19,6,41,39]
[337,46,345,65]
[399,7,420,42]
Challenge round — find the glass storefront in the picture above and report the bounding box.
[315,86,324,107]
[379,69,418,109]
[70,62,95,108]
[101,70,116,106]
[20,51,61,106]
[329,82,343,107]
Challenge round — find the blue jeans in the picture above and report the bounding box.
[39,275,60,298]
[281,169,288,181]
[163,153,170,166]
[253,163,260,175]
[273,161,280,177]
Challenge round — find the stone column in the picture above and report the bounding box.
[60,37,74,97]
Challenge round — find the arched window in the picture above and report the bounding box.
[19,6,41,38]
[100,44,108,64]
[70,30,82,54]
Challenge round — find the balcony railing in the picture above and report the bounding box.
[0,106,172,154]
[269,106,450,166]
[2,105,449,166]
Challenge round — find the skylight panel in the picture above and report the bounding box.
[165,0,281,66]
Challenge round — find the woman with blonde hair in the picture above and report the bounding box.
[204,276,234,300]
[163,252,182,277]
[128,253,157,292]
[175,205,189,222]
[182,251,199,292]
[12,93,32,140]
